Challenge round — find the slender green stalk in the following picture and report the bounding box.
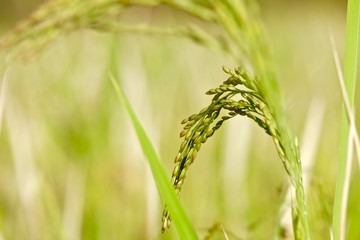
[332,0,360,239]
[110,75,198,240]
[0,0,312,237]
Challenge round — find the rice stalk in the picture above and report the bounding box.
[330,33,360,167]
[330,32,360,240]
[162,64,310,239]
[0,0,311,238]
[278,98,325,239]
[331,0,360,238]
[160,1,311,238]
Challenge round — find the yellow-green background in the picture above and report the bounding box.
[0,0,359,239]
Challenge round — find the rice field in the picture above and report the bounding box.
[0,1,359,239]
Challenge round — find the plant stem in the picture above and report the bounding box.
[332,0,360,239]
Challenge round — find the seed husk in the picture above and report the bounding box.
[205,129,214,138]
[179,141,187,152]
[188,114,197,121]
[180,130,188,138]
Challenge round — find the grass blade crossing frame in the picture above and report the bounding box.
[109,74,198,240]
[332,0,360,240]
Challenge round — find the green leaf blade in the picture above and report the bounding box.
[332,1,360,240]
[110,74,198,240]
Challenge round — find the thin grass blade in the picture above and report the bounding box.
[330,33,360,165]
[331,0,360,238]
[109,74,198,240]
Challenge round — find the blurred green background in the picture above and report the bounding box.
[1,0,359,239]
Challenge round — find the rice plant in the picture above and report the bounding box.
[0,0,358,239]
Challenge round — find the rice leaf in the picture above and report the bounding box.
[332,0,360,239]
[109,74,198,240]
